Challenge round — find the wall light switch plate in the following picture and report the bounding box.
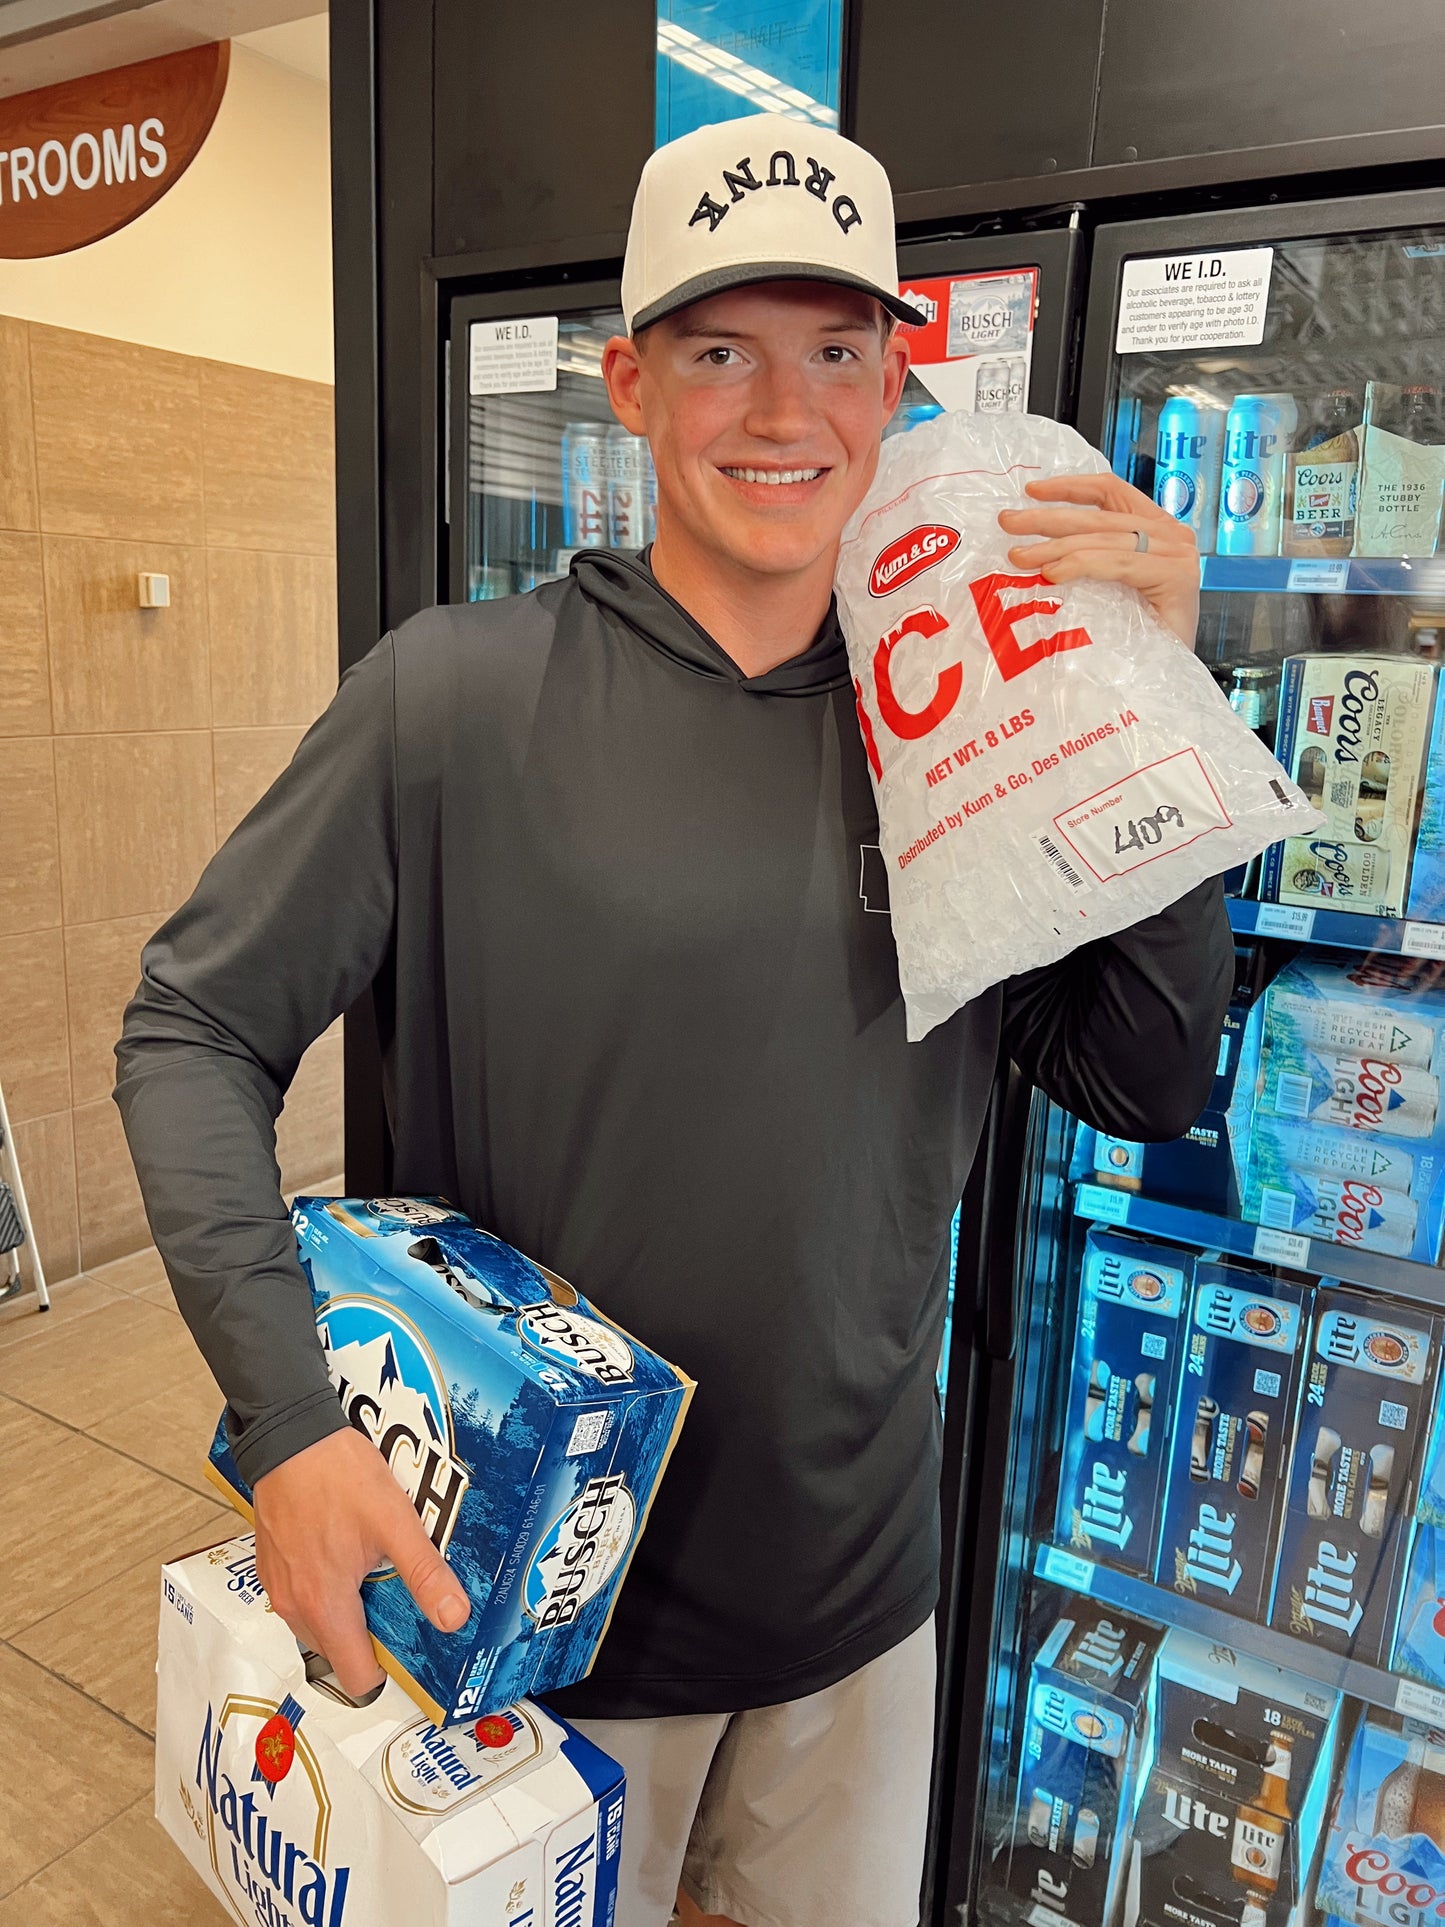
[137,572,170,608]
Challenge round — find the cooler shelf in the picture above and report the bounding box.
[1225,895,1445,959]
[1200,554,1445,596]
[1032,1539,1445,1721]
[1072,1181,1445,1307]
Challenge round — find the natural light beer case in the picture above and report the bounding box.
[206,1197,693,1727]
[156,1535,626,1926]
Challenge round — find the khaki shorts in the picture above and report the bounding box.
[567,1618,936,1927]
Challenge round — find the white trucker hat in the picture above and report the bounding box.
[621,113,927,335]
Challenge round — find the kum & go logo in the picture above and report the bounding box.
[868,524,960,597]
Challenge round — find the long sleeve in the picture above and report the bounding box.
[1001,876,1234,1142]
[114,637,399,1486]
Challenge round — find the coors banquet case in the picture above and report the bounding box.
[206,1198,694,1726]
[156,1535,625,1926]
[1318,1709,1445,1927]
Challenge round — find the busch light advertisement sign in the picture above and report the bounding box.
[206,1198,693,1727]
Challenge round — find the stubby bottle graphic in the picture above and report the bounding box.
[1230,1736,1294,1897]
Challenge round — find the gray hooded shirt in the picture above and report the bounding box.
[115,552,1233,1718]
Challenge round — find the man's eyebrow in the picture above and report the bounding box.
[670,317,878,341]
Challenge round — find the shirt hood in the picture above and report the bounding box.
[571,548,852,697]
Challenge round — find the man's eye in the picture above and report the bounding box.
[820,344,858,364]
[703,347,738,366]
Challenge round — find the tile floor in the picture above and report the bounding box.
[0,1181,343,1923]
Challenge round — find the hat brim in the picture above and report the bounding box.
[630,264,928,334]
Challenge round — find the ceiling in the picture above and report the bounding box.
[0,0,327,99]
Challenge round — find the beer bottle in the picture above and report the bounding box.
[1230,1735,1293,1898]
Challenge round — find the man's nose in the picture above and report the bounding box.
[742,364,815,446]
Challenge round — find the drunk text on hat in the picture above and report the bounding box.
[688,149,863,238]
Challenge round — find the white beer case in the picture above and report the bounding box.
[155,1535,625,1927]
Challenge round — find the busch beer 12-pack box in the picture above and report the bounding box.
[155,1534,625,1926]
[1317,1710,1445,1927]
[206,1197,693,1727]
[1055,1230,1191,1579]
[1156,1264,1310,1622]
[1267,1285,1443,1663]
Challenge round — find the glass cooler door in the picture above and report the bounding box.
[950,193,1445,1927]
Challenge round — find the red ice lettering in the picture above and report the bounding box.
[969,571,1092,682]
[872,606,960,742]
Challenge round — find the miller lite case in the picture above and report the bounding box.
[1267,1286,1443,1663]
[156,1536,626,1926]
[997,1594,1163,1927]
[206,1198,693,1727]
[1317,1710,1445,1927]
[1054,1230,1191,1579]
[1156,1265,1309,1622]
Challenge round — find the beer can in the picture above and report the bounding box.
[605,424,649,549]
[1155,396,1225,552]
[975,358,1011,414]
[561,423,610,549]
[1217,393,1298,556]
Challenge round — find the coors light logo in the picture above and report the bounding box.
[868,524,960,598]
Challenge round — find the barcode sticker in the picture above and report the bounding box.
[1053,748,1232,883]
[1254,904,1316,940]
[1216,1032,1232,1076]
[1273,1071,1314,1119]
[1037,832,1090,890]
[1254,1368,1282,1397]
[1141,1332,1167,1361]
[1253,1225,1310,1267]
[565,1411,610,1457]
[1403,922,1445,960]
[1259,1187,1299,1231]
[1076,1183,1130,1225]
[1038,1544,1095,1593]
[1286,558,1351,594]
[1380,1400,1409,1432]
[1397,1677,1445,1723]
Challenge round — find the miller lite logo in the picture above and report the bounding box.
[525,1475,636,1631]
[318,1296,470,1559]
[1307,695,1336,735]
[868,524,960,598]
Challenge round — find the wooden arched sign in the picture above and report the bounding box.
[0,40,230,259]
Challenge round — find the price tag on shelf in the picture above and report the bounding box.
[1403,922,1445,961]
[1286,558,1351,594]
[1396,1677,1445,1723]
[1037,1545,1096,1594]
[1076,1184,1130,1226]
[1254,905,1316,941]
[1253,1225,1311,1268]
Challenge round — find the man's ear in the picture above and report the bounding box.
[602,335,647,433]
[881,327,911,426]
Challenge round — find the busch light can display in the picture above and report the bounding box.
[604,424,649,549]
[975,355,1026,415]
[946,272,1033,360]
[561,423,610,549]
[156,1535,626,1926]
[1154,396,1226,552]
[1217,393,1299,556]
[207,1197,693,1728]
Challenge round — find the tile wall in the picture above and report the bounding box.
[0,316,344,1283]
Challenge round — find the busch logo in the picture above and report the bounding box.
[868,524,960,598]
[525,1475,635,1631]
[1298,1541,1363,1635]
[319,1298,470,1557]
[1079,1462,1132,1550]
[364,1198,460,1228]
[195,1698,351,1927]
[899,287,937,327]
[517,1307,634,1386]
[1182,1503,1244,1594]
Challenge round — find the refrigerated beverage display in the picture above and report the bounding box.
[1229,665,1276,736]
[1318,1711,1445,1927]
[1257,1047,1440,1139]
[1155,1267,1308,1619]
[1268,1287,1443,1661]
[1263,954,1445,1071]
[1283,390,1360,557]
[603,423,649,549]
[1264,655,1437,918]
[994,1594,1163,1927]
[1356,381,1445,556]
[1218,394,1299,556]
[1392,1524,1445,1689]
[1155,395,1226,552]
[1054,1230,1190,1577]
[1241,1115,1441,1261]
[561,422,610,550]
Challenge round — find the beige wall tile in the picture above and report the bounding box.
[201,360,336,552]
[0,1795,231,1924]
[0,928,68,1122]
[208,547,337,727]
[29,324,204,544]
[0,532,49,733]
[275,1028,344,1196]
[64,912,156,1106]
[73,1094,152,1270]
[213,723,305,841]
[0,316,37,533]
[53,731,214,924]
[12,1109,77,1284]
[44,536,209,734]
[0,738,60,932]
[0,1644,153,1895]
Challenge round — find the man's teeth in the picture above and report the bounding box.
[721,466,823,485]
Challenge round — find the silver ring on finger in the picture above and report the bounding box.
[1133,528,1149,553]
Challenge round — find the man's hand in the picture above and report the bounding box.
[997,472,1200,649]
[253,1426,471,1698]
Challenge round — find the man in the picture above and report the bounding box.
[117,116,1230,1927]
